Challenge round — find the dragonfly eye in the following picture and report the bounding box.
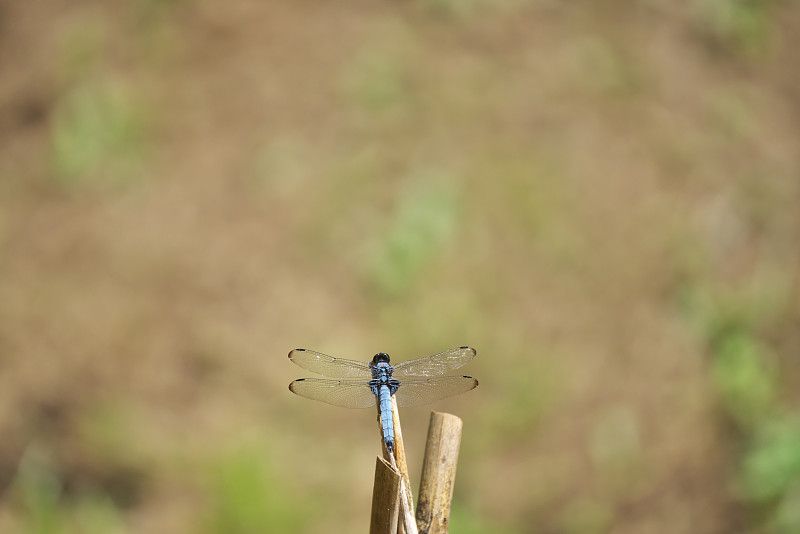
[372,352,391,364]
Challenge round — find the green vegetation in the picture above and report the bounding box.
[449,500,521,534]
[679,249,796,534]
[741,418,800,503]
[7,445,126,534]
[712,331,776,427]
[51,15,149,189]
[740,418,800,534]
[201,446,310,534]
[343,34,415,125]
[368,176,460,297]
[14,447,66,534]
[693,0,783,57]
[51,81,149,189]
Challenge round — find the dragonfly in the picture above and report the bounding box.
[288,346,479,453]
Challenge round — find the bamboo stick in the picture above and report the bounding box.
[415,412,463,534]
[370,456,401,534]
[391,396,417,534]
[375,401,419,534]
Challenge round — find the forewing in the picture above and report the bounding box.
[288,378,377,409]
[391,346,477,378]
[288,349,373,378]
[393,376,478,407]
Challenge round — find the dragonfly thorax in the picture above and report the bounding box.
[370,353,394,382]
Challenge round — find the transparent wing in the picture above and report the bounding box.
[288,378,377,409]
[288,349,373,378]
[391,347,477,378]
[393,375,479,407]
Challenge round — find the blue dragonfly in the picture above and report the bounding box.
[288,346,478,453]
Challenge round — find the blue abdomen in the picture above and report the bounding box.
[370,362,399,454]
[378,385,394,452]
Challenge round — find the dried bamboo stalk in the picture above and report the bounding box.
[391,396,417,534]
[375,401,419,534]
[370,456,401,534]
[415,412,463,534]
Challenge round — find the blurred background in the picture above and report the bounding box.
[1,1,799,533]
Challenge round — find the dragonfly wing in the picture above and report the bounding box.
[289,378,377,409]
[391,347,477,378]
[288,349,373,378]
[393,375,478,407]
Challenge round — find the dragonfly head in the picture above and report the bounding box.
[372,352,391,365]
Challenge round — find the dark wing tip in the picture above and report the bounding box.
[459,345,469,349]
[473,378,479,387]
[288,379,305,393]
[460,346,477,356]
[288,348,306,359]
